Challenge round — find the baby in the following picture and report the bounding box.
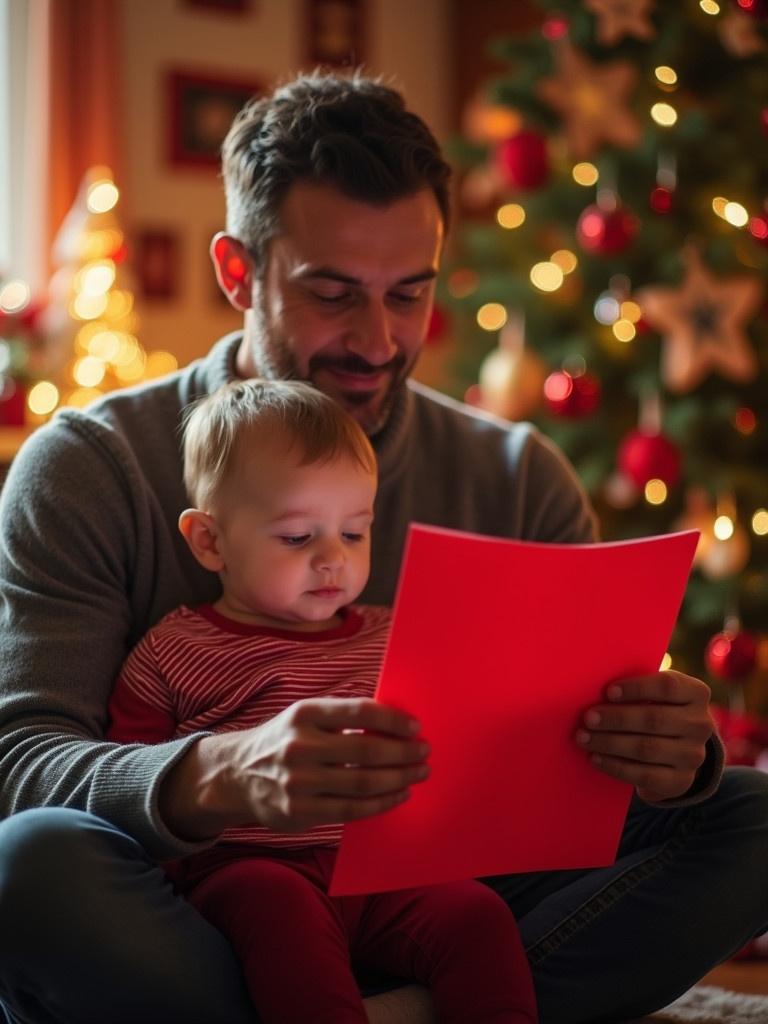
[107,378,537,1024]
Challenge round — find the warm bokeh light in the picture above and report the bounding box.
[72,356,107,388]
[113,350,147,382]
[699,0,720,12]
[723,201,749,227]
[655,66,678,86]
[650,103,678,127]
[714,515,735,541]
[752,509,768,536]
[0,280,31,313]
[87,180,119,214]
[88,330,122,361]
[27,381,60,416]
[144,350,179,379]
[78,260,116,296]
[620,300,642,323]
[612,319,636,343]
[645,479,668,505]
[496,203,526,229]
[105,290,134,320]
[72,293,108,320]
[64,387,104,409]
[660,652,673,671]
[572,162,599,186]
[476,303,508,331]
[551,249,578,274]
[530,262,564,292]
[712,196,728,219]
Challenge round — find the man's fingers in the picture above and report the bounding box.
[281,788,413,831]
[577,730,706,771]
[291,697,421,739]
[586,752,694,798]
[286,762,430,800]
[602,670,710,707]
[581,704,712,741]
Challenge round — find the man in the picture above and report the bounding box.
[0,72,766,1024]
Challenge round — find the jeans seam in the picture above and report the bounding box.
[525,807,702,967]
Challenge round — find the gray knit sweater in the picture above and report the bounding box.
[0,333,718,860]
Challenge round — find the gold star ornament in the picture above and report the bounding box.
[584,0,656,47]
[537,41,642,160]
[638,247,763,394]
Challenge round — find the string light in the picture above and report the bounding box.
[699,0,720,13]
[714,515,735,541]
[650,103,678,127]
[572,162,599,186]
[612,319,636,342]
[72,356,107,388]
[752,510,768,536]
[654,66,678,86]
[496,204,526,229]
[476,303,508,331]
[27,381,60,416]
[87,180,119,214]
[620,301,642,323]
[645,479,668,505]
[660,652,673,671]
[551,249,578,274]
[734,407,757,434]
[0,280,31,312]
[530,262,564,292]
[712,197,729,218]
[723,202,749,227]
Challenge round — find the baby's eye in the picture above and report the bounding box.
[342,532,365,543]
[279,535,310,546]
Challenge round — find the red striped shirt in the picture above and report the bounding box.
[107,603,391,849]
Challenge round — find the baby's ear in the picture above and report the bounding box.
[178,509,224,572]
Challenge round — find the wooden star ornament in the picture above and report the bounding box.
[537,41,642,160]
[638,247,763,394]
[584,0,656,47]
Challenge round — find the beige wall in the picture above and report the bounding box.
[119,0,452,369]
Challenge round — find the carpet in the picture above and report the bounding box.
[628,985,768,1023]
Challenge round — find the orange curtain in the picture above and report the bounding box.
[46,0,121,257]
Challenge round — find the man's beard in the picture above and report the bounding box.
[250,327,410,436]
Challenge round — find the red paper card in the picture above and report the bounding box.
[330,526,698,896]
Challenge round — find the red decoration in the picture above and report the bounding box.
[495,131,550,191]
[617,429,681,488]
[0,378,26,427]
[576,203,639,255]
[762,109,768,134]
[711,705,768,765]
[425,303,449,345]
[650,186,674,214]
[543,370,601,418]
[749,215,768,244]
[542,15,569,39]
[705,628,758,681]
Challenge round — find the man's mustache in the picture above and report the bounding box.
[309,354,406,376]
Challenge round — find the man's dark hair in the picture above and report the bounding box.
[221,71,452,271]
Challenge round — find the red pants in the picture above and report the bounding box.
[169,846,537,1024]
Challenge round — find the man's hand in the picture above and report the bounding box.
[160,697,430,840]
[575,671,714,803]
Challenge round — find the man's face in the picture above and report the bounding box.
[237,183,444,435]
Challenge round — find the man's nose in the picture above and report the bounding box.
[345,299,398,366]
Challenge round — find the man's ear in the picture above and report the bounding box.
[210,233,254,311]
[178,509,225,572]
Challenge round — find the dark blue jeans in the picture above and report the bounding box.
[1,767,767,1024]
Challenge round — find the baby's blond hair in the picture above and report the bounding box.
[182,379,377,510]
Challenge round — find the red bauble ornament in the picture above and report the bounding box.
[705,629,758,681]
[0,378,26,427]
[650,186,674,214]
[495,131,550,191]
[749,215,768,245]
[576,203,639,255]
[543,370,601,418]
[617,429,681,488]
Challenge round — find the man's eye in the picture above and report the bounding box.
[314,292,350,304]
[389,292,422,305]
[279,535,310,546]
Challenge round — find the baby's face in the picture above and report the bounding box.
[212,441,376,630]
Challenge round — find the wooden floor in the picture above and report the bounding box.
[702,959,768,995]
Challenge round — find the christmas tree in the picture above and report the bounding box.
[441,0,768,722]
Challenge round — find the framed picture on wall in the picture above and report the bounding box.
[167,69,262,169]
[305,0,365,67]
[135,229,181,300]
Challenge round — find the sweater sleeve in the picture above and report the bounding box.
[0,422,212,860]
